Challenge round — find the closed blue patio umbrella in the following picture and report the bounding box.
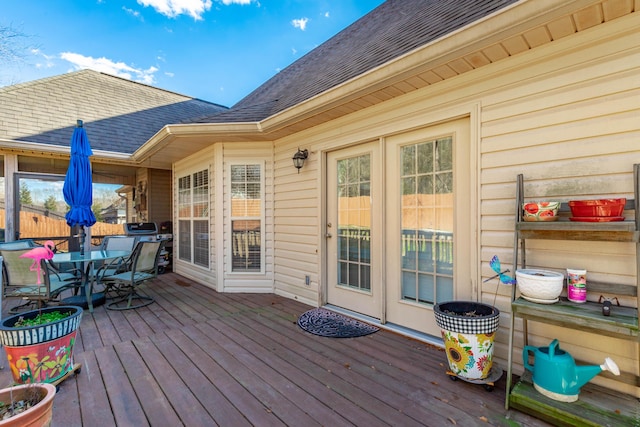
[64,120,96,255]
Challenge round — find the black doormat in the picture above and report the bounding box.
[297,308,379,338]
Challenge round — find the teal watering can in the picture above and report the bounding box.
[523,339,619,402]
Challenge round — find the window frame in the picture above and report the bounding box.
[227,161,265,275]
[177,168,210,269]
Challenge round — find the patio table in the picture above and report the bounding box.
[53,250,131,312]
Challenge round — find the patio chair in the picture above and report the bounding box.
[94,236,137,272]
[101,240,163,310]
[0,247,77,313]
[0,240,36,289]
[101,235,138,252]
[0,240,81,294]
[93,236,137,296]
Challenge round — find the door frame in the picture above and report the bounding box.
[323,140,384,319]
[319,106,480,336]
[384,117,474,336]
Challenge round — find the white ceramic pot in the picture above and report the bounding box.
[516,269,564,302]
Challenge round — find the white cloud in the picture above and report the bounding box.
[60,52,158,85]
[324,12,330,18]
[137,0,213,20]
[30,49,56,69]
[123,6,144,21]
[219,0,252,4]
[291,17,308,31]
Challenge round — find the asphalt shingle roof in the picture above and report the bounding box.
[199,0,518,124]
[0,70,227,154]
[2,0,519,153]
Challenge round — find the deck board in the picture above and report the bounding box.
[75,351,115,426]
[0,272,554,426]
[151,330,253,427]
[233,307,483,426]
[94,345,150,426]
[165,327,285,427]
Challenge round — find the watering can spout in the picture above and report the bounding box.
[574,357,620,389]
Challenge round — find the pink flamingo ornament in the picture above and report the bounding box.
[19,240,55,284]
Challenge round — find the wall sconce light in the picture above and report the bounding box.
[292,148,308,173]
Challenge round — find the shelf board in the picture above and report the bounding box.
[509,371,639,427]
[516,220,639,241]
[512,297,638,339]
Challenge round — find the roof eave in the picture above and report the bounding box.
[129,0,624,166]
[260,0,599,131]
[0,138,133,162]
[130,122,264,167]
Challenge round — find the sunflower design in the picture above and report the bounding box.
[476,332,495,353]
[443,332,475,374]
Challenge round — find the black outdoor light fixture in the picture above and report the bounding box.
[292,148,308,173]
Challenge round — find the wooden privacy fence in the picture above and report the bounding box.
[0,210,124,248]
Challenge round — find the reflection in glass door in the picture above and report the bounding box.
[400,137,454,304]
[326,141,381,319]
[385,118,471,336]
[336,154,371,292]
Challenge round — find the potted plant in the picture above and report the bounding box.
[0,306,82,384]
[433,300,500,381]
[431,256,507,383]
[0,382,56,426]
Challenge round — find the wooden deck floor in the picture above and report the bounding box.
[0,273,553,426]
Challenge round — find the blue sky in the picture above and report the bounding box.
[1,0,385,107]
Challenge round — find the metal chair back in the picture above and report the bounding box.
[105,240,163,310]
[0,248,66,312]
[102,236,137,252]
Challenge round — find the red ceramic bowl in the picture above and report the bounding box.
[568,198,626,217]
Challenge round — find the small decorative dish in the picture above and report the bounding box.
[523,202,560,222]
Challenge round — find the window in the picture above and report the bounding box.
[230,164,262,272]
[400,137,453,304]
[14,172,125,248]
[336,154,371,292]
[178,169,209,268]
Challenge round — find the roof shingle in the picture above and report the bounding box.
[202,0,518,123]
[0,70,227,153]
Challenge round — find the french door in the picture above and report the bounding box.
[385,118,472,336]
[324,118,473,335]
[326,142,381,319]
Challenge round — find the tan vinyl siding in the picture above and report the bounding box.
[477,17,639,395]
[271,12,639,395]
[273,146,321,305]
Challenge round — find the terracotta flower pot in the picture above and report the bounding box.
[0,383,56,426]
[0,306,82,384]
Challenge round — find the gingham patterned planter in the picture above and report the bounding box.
[0,306,82,384]
[434,301,499,380]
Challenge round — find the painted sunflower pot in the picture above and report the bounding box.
[433,301,499,380]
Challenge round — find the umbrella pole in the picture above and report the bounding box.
[80,227,86,256]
